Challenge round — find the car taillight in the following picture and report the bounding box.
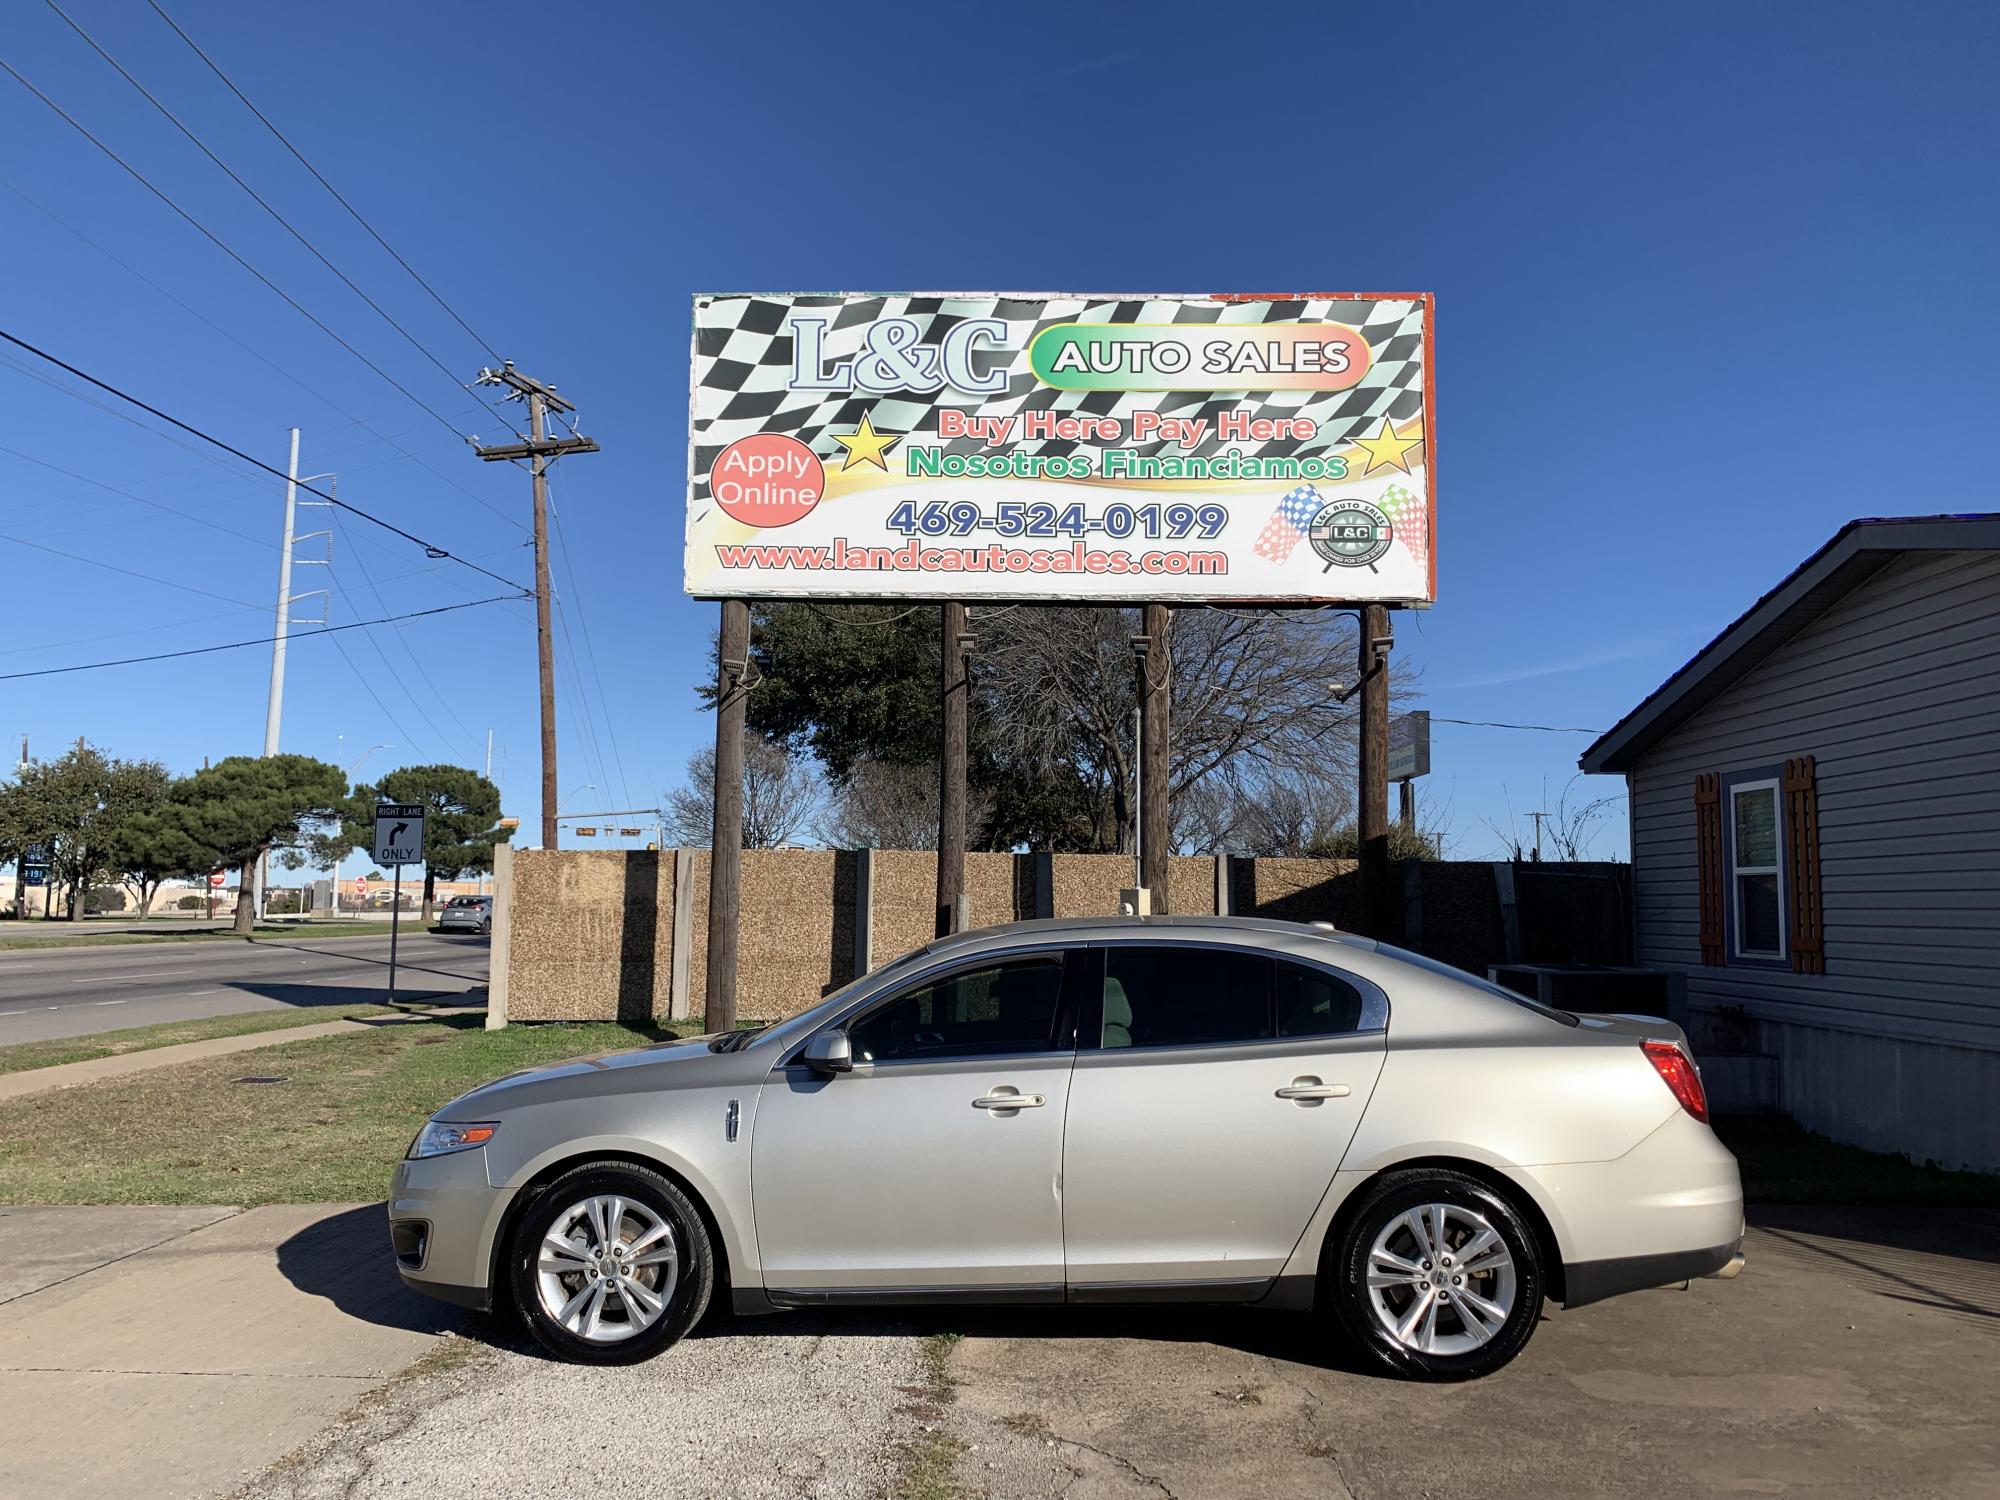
[1642,1039,1709,1122]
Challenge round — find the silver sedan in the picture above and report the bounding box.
[390,916,1743,1380]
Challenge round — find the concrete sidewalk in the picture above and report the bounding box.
[0,1203,468,1500]
[0,1004,485,1104]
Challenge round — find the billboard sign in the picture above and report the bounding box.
[1388,709,1432,782]
[687,293,1433,604]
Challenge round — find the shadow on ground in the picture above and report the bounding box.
[274,1203,474,1338]
[1748,1205,2000,1327]
[217,981,486,1010]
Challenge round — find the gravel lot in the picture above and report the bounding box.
[244,1208,2000,1500]
[240,1314,942,1500]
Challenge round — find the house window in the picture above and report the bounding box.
[1727,777,1787,962]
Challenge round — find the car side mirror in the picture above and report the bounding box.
[802,1029,853,1076]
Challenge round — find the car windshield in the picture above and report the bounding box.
[1369,939,1580,1026]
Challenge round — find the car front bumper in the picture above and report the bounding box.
[389,1148,513,1312]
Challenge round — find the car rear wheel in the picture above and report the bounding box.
[1327,1169,1544,1381]
[507,1163,713,1364]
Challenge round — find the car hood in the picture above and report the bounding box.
[437,1034,736,1116]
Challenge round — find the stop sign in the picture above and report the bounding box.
[208,872,225,888]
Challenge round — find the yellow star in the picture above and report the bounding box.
[1349,417,1425,476]
[830,414,901,472]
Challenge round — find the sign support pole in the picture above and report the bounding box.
[936,601,968,936]
[1139,603,1171,914]
[388,864,401,1006]
[706,600,750,1034]
[1358,604,1392,936]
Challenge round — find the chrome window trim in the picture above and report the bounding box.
[1071,1031,1385,1068]
[1086,936,1390,1053]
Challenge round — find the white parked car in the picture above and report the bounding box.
[391,917,1743,1379]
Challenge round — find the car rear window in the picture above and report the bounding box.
[1370,940,1580,1026]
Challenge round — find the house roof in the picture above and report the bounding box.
[1579,514,2000,775]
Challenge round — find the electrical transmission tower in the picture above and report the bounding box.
[472,365,600,852]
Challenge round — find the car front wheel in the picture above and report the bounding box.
[1327,1168,1544,1381]
[507,1163,714,1364]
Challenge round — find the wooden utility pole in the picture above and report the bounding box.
[1138,603,1170,913]
[705,600,751,1033]
[1357,604,1392,937]
[936,602,969,936]
[473,364,601,853]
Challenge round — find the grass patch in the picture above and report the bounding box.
[0,1004,407,1076]
[1716,1113,2000,1208]
[0,1015,704,1206]
[0,922,412,951]
[888,1332,967,1500]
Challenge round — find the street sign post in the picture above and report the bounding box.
[372,803,426,1004]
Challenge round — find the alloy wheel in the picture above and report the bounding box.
[534,1194,680,1344]
[1364,1202,1517,1356]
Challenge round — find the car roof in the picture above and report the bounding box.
[909,914,1378,962]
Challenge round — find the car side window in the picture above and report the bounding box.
[846,955,1066,1063]
[1274,960,1367,1038]
[1102,946,1272,1050]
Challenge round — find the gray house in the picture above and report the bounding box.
[1581,514,2000,1174]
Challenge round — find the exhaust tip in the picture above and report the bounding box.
[1706,1252,1745,1281]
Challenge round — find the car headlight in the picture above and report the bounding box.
[408,1119,499,1159]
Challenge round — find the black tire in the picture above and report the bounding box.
[507,1162,714,1365]
[1327,1169,1544,1381]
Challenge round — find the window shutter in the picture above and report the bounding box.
[1694,773,1724,966]
[1783,755,1824,974]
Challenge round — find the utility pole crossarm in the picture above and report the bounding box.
[472,434,600,462]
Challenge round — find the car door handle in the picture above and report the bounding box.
[1276,1080,1351,1101]
[972,1091,1046,1111]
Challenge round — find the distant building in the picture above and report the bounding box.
[1583,515,2000,1173]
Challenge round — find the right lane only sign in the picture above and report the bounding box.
[372,804,426,868]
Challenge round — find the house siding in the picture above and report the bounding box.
[1628,548,2000,1171]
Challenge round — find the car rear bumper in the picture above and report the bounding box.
[389,1150,510,1311]
[1509,1108,1744,1308]
[1563,1241,1743,1308]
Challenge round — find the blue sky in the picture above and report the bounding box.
[3,0,1995,864]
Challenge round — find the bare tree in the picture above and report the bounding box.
[1484,777,1624,862]
[666,736,821,849]
[818,759,997,850]
[978,606,1414,854]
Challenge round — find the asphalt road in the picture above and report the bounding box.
[0,933,489,1045]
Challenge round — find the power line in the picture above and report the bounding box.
[0,172,528,535]
[0,328,530,594]
[548,482,634,808]
[0,53,470,443]
[328,506,485,760]
[0,530,263,609]
[0,443,273,550]
[42,0,525,446]
[1432,717,1604,734]
[143,0,503,364]
[0,595,524,682]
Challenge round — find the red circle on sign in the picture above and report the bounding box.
[209,872,225,886]
[712,434,824,528]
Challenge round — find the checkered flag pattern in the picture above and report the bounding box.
[1254,483,1323,563]
[1377,483,1428,576]
[689,294,1427,507]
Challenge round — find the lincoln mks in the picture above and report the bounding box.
[390,916,1742,1380]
